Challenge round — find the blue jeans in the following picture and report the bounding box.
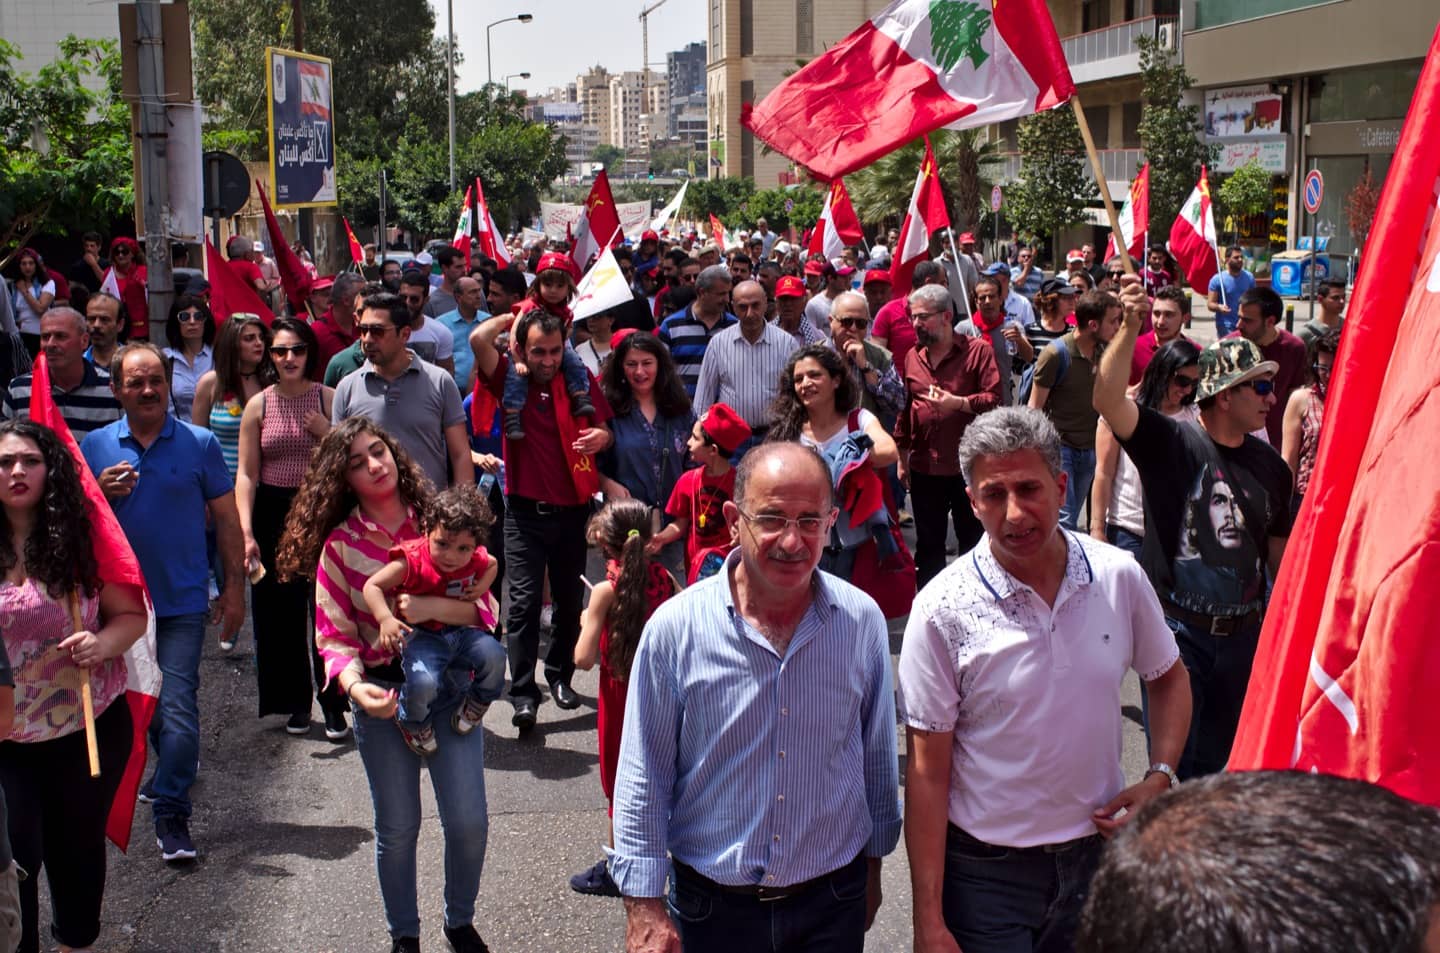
[1104,524,1144,560]
[1167,615,1262,779]
[1059,446,1096,531]
[668,854,869,953]
[398,626,507,729]
[941,825,1102,953]
[149,612,208,821]
[352,683,490,939]
[501,344,590,411]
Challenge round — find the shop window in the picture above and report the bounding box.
[1308,62,1423,124]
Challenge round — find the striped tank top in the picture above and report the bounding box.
[258,385,322,488]
[209,394,245,477]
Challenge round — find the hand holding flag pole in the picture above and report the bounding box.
[1070,96,1137,276]
[69,592,100,778]
[942,227,974,319]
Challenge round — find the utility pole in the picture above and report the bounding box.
[447,0,457,192]
[136,0,173,341]
[292,0,313,279]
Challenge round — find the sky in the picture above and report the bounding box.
[435,0,708,95]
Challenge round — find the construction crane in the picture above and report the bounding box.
[639,0,673,87]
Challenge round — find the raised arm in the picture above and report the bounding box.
[468,314,513,382]
[1093,276,1146,441]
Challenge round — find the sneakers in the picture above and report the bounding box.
[324,709,350,741]
[451,697,489,736]
[898,508,914,527]
[390,938,420,953]
[443,923,491,953]
[569,392,596,420]
[138,779,156,804]
[155,816,197,863]
[219,634,237,652]
[569,858,621,897]
[398,720,438,757]
[503,409,526,441]
[286,712,312,735]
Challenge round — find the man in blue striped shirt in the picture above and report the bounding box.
[611,442,901,953]
[656,265,736,397]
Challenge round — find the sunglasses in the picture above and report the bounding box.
[113,248,133,257]
[357,324,395,338]
[177,310,205,323]
[1107,270,1124,277]
[835,317,870,330]
[269,344,309,357]
[1240,378,1276,396]
[1173,374,1199,391]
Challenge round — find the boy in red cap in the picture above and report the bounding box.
[503,251,595,439]
[647,403,751,584]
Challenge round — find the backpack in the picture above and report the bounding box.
[1016,337,1071,408]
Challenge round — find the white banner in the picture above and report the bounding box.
[540,201,651,240]
[1214,139,1288,174]
[572,246,635,322]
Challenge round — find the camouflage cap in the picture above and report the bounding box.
[1197,338,1279,400]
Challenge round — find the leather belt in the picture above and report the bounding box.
[1162,600,1261,637]
[672,855,858,903]
[949,824,1100,855]
[508,495,591,517]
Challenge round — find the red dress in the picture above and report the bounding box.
[597,558,677,808]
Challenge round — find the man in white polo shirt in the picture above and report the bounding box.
[897,406,1191,953]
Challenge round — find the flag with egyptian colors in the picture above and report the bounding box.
[1226,25,1440,807]
[571,171,622,272]
[808,179,865,261]
[1104,162,1149,266]
[342,217,365,267]
[475,177,511,266]
[1168,167,1218,293]
[572,246,634,322]
[452,183,475,270]
[890,137,950,296]
[742,0,1075,181]
[30,353,161,851]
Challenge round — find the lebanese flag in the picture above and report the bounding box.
[571,171,622,272]
[205,239,275,325]
[741,0,1074,181]
[890,137,950,296]
[1226,26,1440,807]
[298,60,331,121]
[475,177,510,266]
[1168,167,1218,293]
[808,179,865,260]
[452,183,475,270]
[30,353,160,851]
[342,217,365,267]
[1104,162,1149,265]
[256,181,314,314]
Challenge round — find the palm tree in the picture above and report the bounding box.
[847,129,1003,232]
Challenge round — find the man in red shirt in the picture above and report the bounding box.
[1130,286,1197,384]
[224,236,268,308]
[469,307,614,732]
[896,283,1003,586]
[309,272,364,380]
[874,259,946,370]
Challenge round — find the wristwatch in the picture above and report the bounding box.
[1145,762,1179,789]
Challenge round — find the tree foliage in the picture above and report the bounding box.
[0,37,133,263]
[1215,160,1272,242]
[1005,108,1096,247]
[737,186,824,235]
[848,129,1002,230]
[1345,162,1380,252]
[683,177,756,220]
[590,144,625,173]
[1137,34,1216,234]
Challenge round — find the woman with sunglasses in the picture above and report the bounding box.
[1091,338,1202,558]
[106,238,150,340]
[235,318,346,738]
[163,296,216,420]
[1280,328,1339,522]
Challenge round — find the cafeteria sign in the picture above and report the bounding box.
[266,48,337,208]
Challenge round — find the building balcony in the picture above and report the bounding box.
[994,148,1143,194]
[1061,15,1180,84]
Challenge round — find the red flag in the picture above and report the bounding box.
[741,0,1073,181]
[205,240,274,325]
[709,213,727,250]
[1227,25,1440,807]
[30,354,160,851]
[808,179,865,260]
[474,177,511,266]
[1103,162,1149,265]
[256,180,314,314]
[342,217,365,267]
[571,171,622,271]
[890,137,950,296]
[1168,167,1219,293]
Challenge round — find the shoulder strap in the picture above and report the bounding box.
[847,408,863,435]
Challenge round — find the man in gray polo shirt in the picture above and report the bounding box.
[332,290,473,489]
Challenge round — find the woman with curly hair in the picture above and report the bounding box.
[0,420,147,953]
[276,418,495,953]
[766,345,897,580]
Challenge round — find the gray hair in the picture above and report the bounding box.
[227,234,254,258]
[41,307,88,336]
[696,264,734,294]
[909,283,952,315]
[958,407,1063,485]
[831,291,869,319]
[332,271,366,301]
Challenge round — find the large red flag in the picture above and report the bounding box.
[571,171,622,271]
[205,240,274,325]
[29,354,160,850]
[1103,162,1149,265]
[890,137,950,296]
[256,181,314,314]
[1226,25,1440,807]
[1168,167,1219,293]
[342,217,365,268]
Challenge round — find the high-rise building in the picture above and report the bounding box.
[576,66,614,146]
[667,41,707,103]
[0,0,117,86]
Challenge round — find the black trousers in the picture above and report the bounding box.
[0,700,132,953]
[911,470,983,588]
[503,497,591,702]
[252,483,346,717]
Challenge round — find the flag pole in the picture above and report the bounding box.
[1070,96,1137,276]
[69,592,101,778]
[943,227,974,319]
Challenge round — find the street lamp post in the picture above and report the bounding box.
[446,0,456,192]
[487,14,534,86]
[505,72,532,91]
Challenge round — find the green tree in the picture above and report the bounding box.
[848,130,1002,231]
[590,144,625,173]
[1136,34,1217,235]
[739,186,825,235]
[1215,160,1272,244]
[649,144,700,175]
[1005,108,1097,248]
[0,37,132,263]
[683,177,756,222]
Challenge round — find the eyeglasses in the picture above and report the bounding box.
[269,344,309,357]
[357,324,394,338]
[910,310,945,322]
[1173,374,1199,391]
[1107,270,1124,278]
[176,310,205,323]
[735,506,831,538]
[1240,378,1275,396]
[835,317,870,330]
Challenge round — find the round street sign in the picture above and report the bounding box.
[1303,169,1324,215]
[203,151,251,219]
[991,185,1003,212]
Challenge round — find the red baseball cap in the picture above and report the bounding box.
[775,275,807,297]
[803,258,831,277]
[958,232,977,244]
[1066,248,1085,263]
[536,251,580,282]
[862,269,892,287]
[641,229,660,243]
[310,275,335,292]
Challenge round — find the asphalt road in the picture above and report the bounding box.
[65,300,1237,953]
